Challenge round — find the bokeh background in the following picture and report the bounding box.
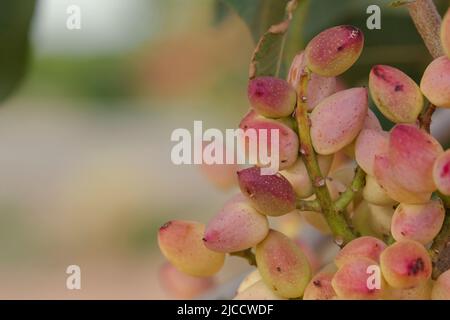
[0,0,449,299]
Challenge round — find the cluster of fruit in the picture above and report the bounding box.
[158,10,450,300]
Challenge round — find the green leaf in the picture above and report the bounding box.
[249,20,290,78]
[248,0,301,79]
[219,0,291,42]
[0,1,36,102]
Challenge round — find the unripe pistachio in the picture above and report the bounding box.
[280,155,333,199]
[158,220,225,277]
[369,65,423,123]
[159,263,215,299]
[431,269,450,300]
[305,25,364,77]
[329,163,356,187]
[391,199,445,245]
[385,280,433,300]
[433,149,450,195]
[274,211,303,238]
[373,154,431,204]
[236,269,262,294]
[255,230,311,298]
[310,88,368,155]
[234,280,285,300]
[352,201,379,237]
[380,240,432,289]
[420,56,450,108]
[389,124,443,193]
[237,166,296,217]
[335,236,387,268]
[303,271,337,300]
[364,109,383,131]
[331,257,385,300]
[363,175,397,207]
[301,210,332,234]
[248,77,296,118]
[287,51,336,110]
[355,129,389,176]
[239,110,299,170]
[441,9,450,59]
[368,204,394,237]
[203,194,269,253]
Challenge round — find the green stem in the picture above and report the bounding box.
[294,69,356,246]
[334,166,366,212]
[229,249,257,266]
[296,199,321,212]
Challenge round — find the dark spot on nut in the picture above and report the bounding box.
[408,258,425,276]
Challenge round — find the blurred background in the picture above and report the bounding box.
[0,0,449,299]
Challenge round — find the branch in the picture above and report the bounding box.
[294,69,356,246]
[229,249,257,266]
[334,166,366,213]
[430,193,450,278]
[419,103,436,132]
[407,0,444,59]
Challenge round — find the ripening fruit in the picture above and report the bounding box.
[255,230,311,298]
[368,204,394,237]
[363,175,397,207]
[385,280,433,300]
[239,110,299,170]
[280,155,333,199]
[234,280,285,300]
[275,211,304,238]
[335,236,387,268]
[420,56,450,108]
[355,129,389,176]
[295,239,322,273]
[303,271,337,300]
[373,154,431,204]
[433,150,450,195]
[431,269,450,300]
[236,269,262,294]
[248,77,296,118]
[389,124,443,193]
[442,9,450,58]
[380,240,432,289]
[159,263,215,299]
[369,65,423,123]
[331,257,385,300]
[238,166,296,216]
[287,51,336,110]
[329,163,356,187]
[352,201,379,237]
[310,88,368,155]
[391,200,445,245]
[203,194,269,252]
[301,210,332,234]
[158,220,225,277]
[305,25,364,77]
[364,109,383,131]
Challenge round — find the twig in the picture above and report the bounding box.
[294,69,356,246]
[419,103,436,132]
[229,249,257,266]
[334,166,366,213]
[407,0,444,59]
